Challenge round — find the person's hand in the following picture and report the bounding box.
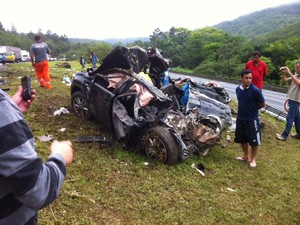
[12,86,36,113]
[285,66,292,75]
[50,140,74,165]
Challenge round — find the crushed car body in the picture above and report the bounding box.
[71,46,232,164]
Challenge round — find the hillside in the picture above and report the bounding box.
[213,2,300,38]
[70,3,300,44]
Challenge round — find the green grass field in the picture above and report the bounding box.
[1,61,299,225]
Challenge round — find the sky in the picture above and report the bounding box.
[1,0,299,40]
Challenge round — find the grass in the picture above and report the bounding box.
[1,61,300,225]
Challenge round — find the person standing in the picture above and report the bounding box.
[80,56,86,69]
[276,62,300,141]
[30,34,52,89]
[245,51,268,90]
[234,69,266,168]
[91,52,99,68]
[0,86,74,224]
[1,54,6,64]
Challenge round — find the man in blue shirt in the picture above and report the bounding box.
[234,69,265,168]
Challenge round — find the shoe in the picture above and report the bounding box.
[249,162,256,168]
[45,85,52,89]
[235,156,249,162]
[291,133,300,139]
[276,133,286,141]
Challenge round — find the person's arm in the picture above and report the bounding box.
[284,66,300,85]
[280,66,295,84]
[0,96,74,210]
[256,89,266,109]
[264,61,268,77]
[258,102,266,109]
[47,46,51,55]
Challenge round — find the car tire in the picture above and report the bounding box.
[71,91,93,120]
[142,126,179,165]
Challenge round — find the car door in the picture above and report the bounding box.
[89,75,114,131]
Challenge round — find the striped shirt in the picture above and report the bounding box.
[0,90,66,225]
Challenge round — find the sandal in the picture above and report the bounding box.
[235,156,249,162]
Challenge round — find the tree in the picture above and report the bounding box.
[0,22,5,31]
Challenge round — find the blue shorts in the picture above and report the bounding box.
[234,119,261,146]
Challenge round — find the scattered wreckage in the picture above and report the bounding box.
[71,46,232,165]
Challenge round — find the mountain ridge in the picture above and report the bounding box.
[70,2,300,44]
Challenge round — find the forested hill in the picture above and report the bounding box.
[213,2,300,38]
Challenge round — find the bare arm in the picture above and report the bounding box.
[258,102,266,109]
[281,66,300,85]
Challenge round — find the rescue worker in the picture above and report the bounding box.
[30,34,52,89]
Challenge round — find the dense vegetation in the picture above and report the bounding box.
[1,2,300,84]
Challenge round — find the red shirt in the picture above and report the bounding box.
[245,60,268,89]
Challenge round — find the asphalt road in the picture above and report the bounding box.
[170,72,288,114]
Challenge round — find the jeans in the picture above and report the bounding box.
[282,100,300,138]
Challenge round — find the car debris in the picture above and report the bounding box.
[75,135,113,147]
[71,46,232,165]
[191,163,206,177]
[54,107,70,116]
[37,134,53,142]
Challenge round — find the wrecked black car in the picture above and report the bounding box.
[71,46,232,165]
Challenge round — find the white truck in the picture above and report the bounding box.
[21,50,30,62]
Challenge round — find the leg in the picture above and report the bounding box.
[35,62,45,87]
[247,119,260,167]
[282,100,298,138]
[250,145,258,165]
[234,119,249,161]
[42,61,51,89]
[241,143,249,160]
[294,102,300,134]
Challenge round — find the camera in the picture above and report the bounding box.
[21,76,32,101]
[280,67,286,71]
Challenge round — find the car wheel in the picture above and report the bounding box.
[71,91,92,120]
[142,126,179,165]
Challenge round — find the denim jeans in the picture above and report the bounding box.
[282,100,300,138]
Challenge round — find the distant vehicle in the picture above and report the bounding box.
[0,46,22,62]
[49,56,57,61]
[21,50,30,62]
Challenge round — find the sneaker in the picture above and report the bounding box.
[276,133,286,141]
[291,133,300,139]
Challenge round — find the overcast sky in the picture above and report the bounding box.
[1,0,299,40]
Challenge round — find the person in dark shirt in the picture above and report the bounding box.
[80,56,86,69]
[234,69,265,168]
[30,34,52,89]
